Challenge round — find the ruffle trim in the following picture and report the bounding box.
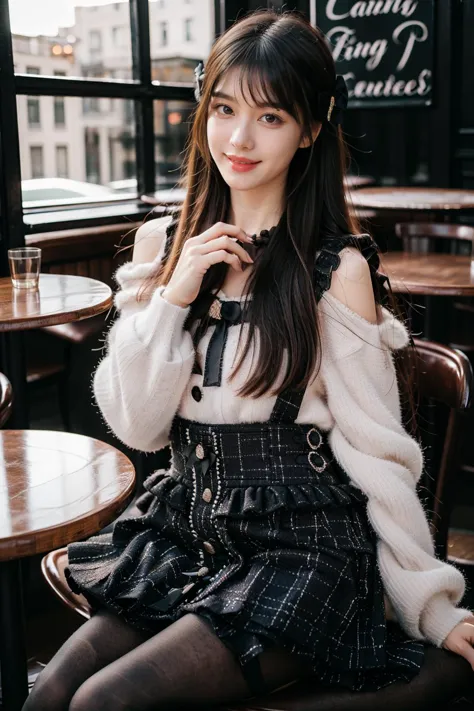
[136,468,368,518]
[314,233,390,307]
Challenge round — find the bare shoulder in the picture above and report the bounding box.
[132,214,174,264]
[327,246,378,323]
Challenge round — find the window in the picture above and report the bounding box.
[30,146,44,178]
[55,145,69,178]
[184,18,194,42]
[83,97,100,114]
[54,97,66,126]
[27,97,40,126]
[8,0,214,219]
[89,30,102,53]
[159,21,168,47]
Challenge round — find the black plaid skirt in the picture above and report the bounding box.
[66,416,424,692]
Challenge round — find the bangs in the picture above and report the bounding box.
[224,58,307,125]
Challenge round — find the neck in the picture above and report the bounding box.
[227,179,285,235]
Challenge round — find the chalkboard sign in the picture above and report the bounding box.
[316,0,435,108]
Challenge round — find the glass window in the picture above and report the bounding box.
[27,97,41,127]
[89,30,102,53]
[11,1,132,81]
[30,146,44,178]
[17,96,136,205]
[154,99,194,191]
[184,18,193,42]
[54,97,66,126]
[56,145,69,178]
[150,0,214,64]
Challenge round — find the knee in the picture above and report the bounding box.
[22,669,70,711]
[69,676,131,711]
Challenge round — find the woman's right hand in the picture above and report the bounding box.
[161,222,254,308]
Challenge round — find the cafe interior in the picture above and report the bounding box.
[1,0,474,709]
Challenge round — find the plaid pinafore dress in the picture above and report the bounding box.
[66,225,425,694]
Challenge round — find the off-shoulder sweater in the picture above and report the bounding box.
[93,215,470,650]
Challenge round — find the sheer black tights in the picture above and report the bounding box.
[22,610,302,711]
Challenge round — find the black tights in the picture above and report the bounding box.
[22,610,302,711]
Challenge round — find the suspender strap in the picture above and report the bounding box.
[269,388,305,424]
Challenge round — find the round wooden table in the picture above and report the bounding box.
[0,273,113,428]
[381,252,474,297]
[350,187,474,213]
[0,273,113,332]
[0,429,135,711]
[141,177,375,208]
[381,252,474,341]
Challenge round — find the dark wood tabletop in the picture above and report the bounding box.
[141,176,375,208]
[381,252,474,296]
[0,429,135,561]
[350,187,474,212]
[0,273,113,332]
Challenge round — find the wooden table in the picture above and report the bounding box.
[350,187,474,213]
[0,273,112,331]
[0,274,113,427]
[382,252,474,297]
[0,429,135,711]
[141,177,375,208]
[381,251,474,341]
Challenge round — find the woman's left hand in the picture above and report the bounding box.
[443,617,474,669]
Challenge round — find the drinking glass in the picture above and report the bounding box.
[8,247,41,289]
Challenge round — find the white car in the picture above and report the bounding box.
[21,178,116,207]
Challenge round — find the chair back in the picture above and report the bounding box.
[0,372,13,428]
[403,339,473,559]
[395,222,474,255]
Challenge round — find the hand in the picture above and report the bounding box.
[162,222,254,308]
[443,617,474,669]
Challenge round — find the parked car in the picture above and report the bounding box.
[21,178,115,207]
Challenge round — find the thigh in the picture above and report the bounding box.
[23,609,151,711]
[69,613,303,711]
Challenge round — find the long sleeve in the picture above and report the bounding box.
[93,219,195,452]
[319,291,470,647]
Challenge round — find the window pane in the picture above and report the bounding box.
[154,99,194,191]
[17,96,137,206]
[11,0,132,81]
[149,0,214,74]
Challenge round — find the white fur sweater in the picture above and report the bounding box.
[93,217,470,649]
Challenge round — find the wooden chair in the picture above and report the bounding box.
[395,222,474,254]
[396,222,474,569]
[0,371,13,427]
[41,340,474,710]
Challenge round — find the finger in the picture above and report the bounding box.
[204,250,243,272]
[458,639,474,670]
[195,223,253,245]
[199,235,253,263]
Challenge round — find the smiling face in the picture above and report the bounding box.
[207,66,321,192]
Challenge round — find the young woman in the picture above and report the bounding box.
[24,8,474,711]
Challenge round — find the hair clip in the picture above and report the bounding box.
[319,75,349,126]
[194,61,205,103]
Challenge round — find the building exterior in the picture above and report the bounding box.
[14,34,84,182]
[14,0,214,192]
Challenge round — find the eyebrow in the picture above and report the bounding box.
[211,90,284,111]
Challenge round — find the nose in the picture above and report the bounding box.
[230,120,254,151]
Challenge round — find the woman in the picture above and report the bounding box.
[24,8,474,711]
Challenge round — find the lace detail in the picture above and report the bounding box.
[314,233,390,306]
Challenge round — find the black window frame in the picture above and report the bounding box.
[0,0,309,255]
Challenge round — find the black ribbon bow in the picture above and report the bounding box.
[203,299,244,387]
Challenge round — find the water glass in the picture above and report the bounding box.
[8,247,41,289]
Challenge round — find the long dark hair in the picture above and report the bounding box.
[140,8,415,417]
